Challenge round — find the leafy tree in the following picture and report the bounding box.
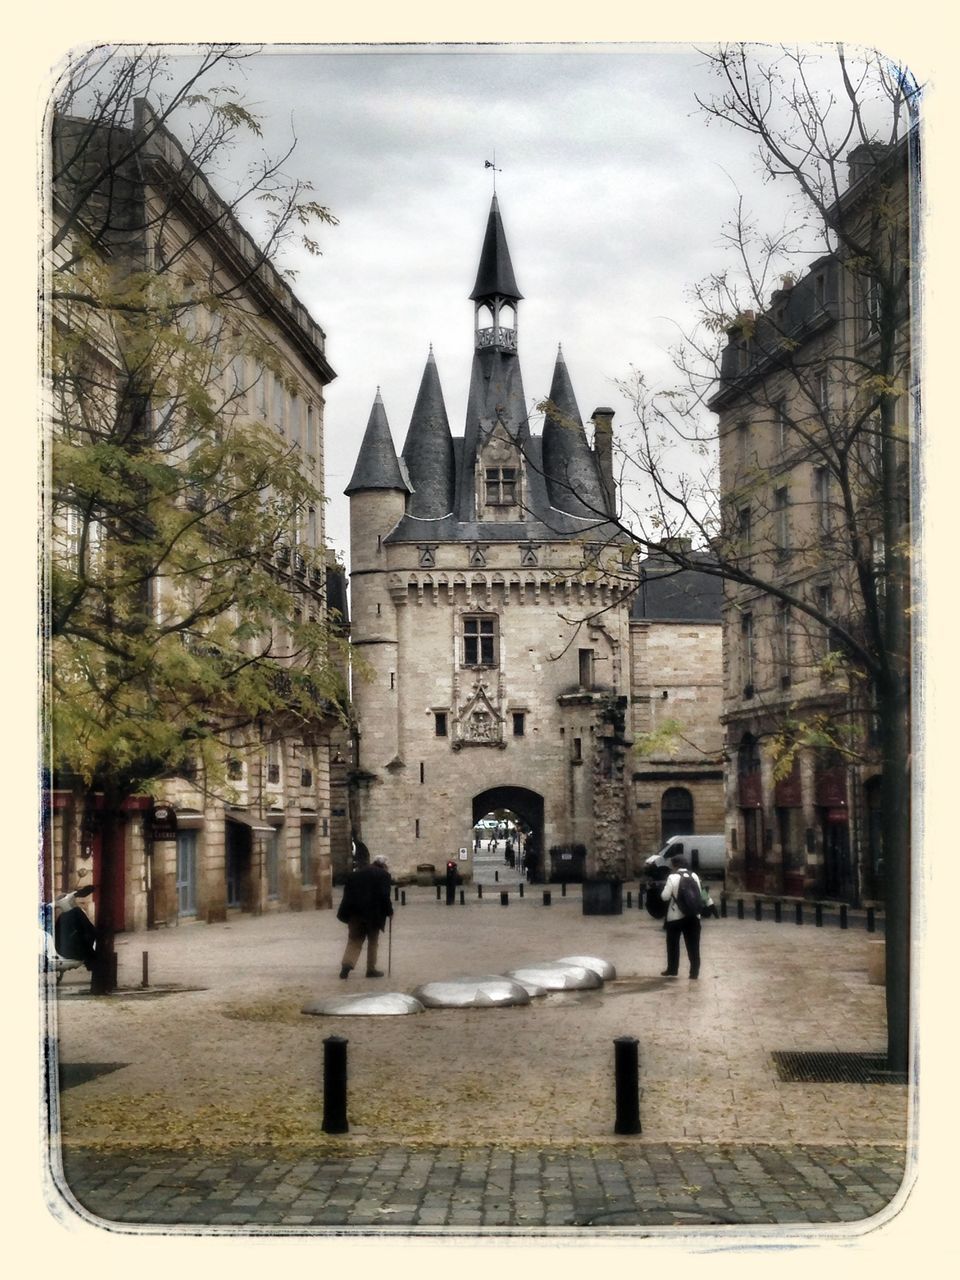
[45,46,345,992]
[533,44,917,1071]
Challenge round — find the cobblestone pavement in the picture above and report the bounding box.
[46,883,911,1237]
[56,1142,907,1234]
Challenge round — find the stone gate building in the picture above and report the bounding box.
[346,196,724,882]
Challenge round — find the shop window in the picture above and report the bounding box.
[300,825,315,887]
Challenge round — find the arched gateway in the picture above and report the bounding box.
[472,787,544,859]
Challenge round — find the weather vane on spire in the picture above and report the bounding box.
[484,154,501,193]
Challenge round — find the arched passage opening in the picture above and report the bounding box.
[472,786,545,882]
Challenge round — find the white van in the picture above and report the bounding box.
[643,834,727,881]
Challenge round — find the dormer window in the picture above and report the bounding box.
[485,467,517,506]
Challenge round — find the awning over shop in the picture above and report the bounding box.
[225,810,276,834]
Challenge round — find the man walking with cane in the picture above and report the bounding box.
[337,854,393,979]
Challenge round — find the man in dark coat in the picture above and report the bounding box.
[337,854,393,979]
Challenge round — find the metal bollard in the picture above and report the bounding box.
[720,895,727,918]
[754,898,762,921]
[459,889,465,905]
[815,903,823,927]
[500,891,509,906]
[840,904,848,930]
[401,890,406,906]
[561,882,567,897]
[626,890,632,909]
[543,890,552,906]
[613,1036,641,1135]
[495,870,499,882]
[867,907,876,933]
[436,884,442,901]
[519,882,524,898]
[774,900,782,923]
[737,898,745,920]
[322,1036,349,1134]
[795,902,803,925]
[394,885,399,902]
[141,951,149,989]
[477,883,483,899]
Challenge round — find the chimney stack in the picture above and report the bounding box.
[591,407,616,517]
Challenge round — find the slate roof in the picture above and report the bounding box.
[344,391,409,495]
[469,195,523,302]
[630,551,724,623]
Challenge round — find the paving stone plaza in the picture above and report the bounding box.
[45,872,912,1240]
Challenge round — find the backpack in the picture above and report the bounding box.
[645,884,668,919]
[674,869,703,918]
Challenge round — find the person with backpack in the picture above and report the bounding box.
[659,852,703,979]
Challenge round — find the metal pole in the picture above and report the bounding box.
[401,889,406,906]
[543,890,551,906]
[613,1036,641,1135]
[737,898,745,920]
[500,891,509,906]
[840,904,848,930]
[388,916,392,977]
[754,898,762,921]
[141,951,149,989]
[322,1036,349,1134]
[774,900,782,923]
[795,902,803,925]
[815,903,823,927]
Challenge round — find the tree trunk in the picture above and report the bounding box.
[89,802,123,995]
[879,676,910,1074]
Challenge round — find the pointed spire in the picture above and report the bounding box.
[542,347,606,518]
[344,391,409,495]
[402,350,455,518]
[469,195,523,302]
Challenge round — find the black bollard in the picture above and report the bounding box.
[737,898,745,920]
[840,904,848,930]
[500,891,509,906]
[394,885,399,902]
[626,890,632,909]
[322,1035,349,1134]
[795,902,803,925]
[436,884,442,901]
[519,882,524,898]
[754,898,762,921]
[815,903,823,927]
[774,900,782,923]
[477,883,483,899]
[543,890,552,906]
[561,882,567,897]
[613,1036,641,1135]
[495,870,499,883]
[867,907,876,933]
[459,889,465,905]
[141,951,149,989]
[720,895,727,918]
[401,890,406,906]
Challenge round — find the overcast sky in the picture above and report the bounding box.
[155,43,856,562]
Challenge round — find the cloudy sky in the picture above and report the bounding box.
[152,42,818,564]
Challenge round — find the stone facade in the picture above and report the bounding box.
[347,198,724,883]
[711,136,914,904]
[46,103,342,932]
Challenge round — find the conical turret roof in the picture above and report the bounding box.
[542,347,607,518]
[402,349,455,518]
[469,195,523,302]
[344,391,409,495]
